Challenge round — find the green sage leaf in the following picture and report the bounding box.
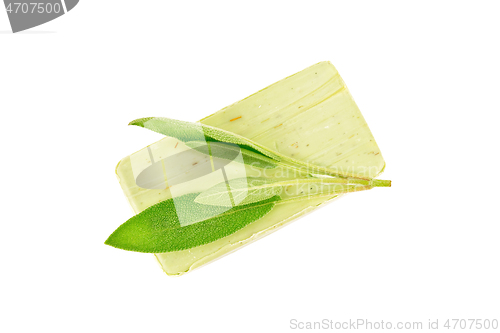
[129,117,281,162]
[105,193,280,253]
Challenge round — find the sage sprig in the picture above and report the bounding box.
[107,118,391,254]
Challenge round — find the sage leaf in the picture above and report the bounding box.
[105,193,280,253]
[129,117,281,162]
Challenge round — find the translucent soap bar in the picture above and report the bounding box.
[115,61,385,275]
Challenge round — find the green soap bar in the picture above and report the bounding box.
[115,61,385,275]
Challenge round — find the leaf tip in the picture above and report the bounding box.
[104,233,116,247]
[128,117,154,127]
[104,227,125,250]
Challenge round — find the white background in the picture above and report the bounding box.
[1,1,499,332]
